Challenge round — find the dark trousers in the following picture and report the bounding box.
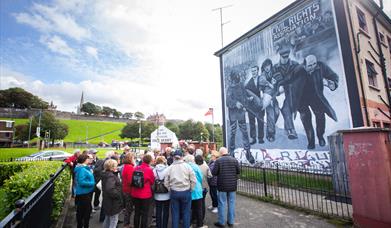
[133,197,152,228]
[209,186,218,207]
[298,104,325,145]
[229,118,250,156]
[248,111,265,141]
[123,193,134,226]
[93,186,101,207]
[191,198,203,227]
[202,188,207,221]
[75,193,92,228]
[155,200,170,228]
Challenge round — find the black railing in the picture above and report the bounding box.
[238,163,352,220]
[0,163,68,228]
[0,157,60,162]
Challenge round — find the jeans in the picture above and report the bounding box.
[209,186,218,207]
[217,191,236,225]
[103,213,119,228]
[133,197,152,228]
[155,200,170,228]
[123,193,134,226]
[75,193,92,228]
[170,190,191,228]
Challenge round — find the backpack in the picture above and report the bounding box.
[152,170,168,194]
[131,167,144,188]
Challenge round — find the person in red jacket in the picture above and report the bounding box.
[122,152,135,228]
[64,149,81,197]
[131,154,155,228]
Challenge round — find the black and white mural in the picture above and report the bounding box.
[222,0,351,169]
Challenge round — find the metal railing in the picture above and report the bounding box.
[0,157,59,162]
[238,163,352,220]
[0,163,68,228]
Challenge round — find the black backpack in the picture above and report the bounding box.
[131,167,144,188]
[152,171,168,193]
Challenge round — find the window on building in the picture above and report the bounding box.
[5,133,11,138]
[379,32,385,43]
[356,8,368,32]
[373,121,381,127]
[383,122,391,129]
[5,121,12,128]
[365,59,378,87]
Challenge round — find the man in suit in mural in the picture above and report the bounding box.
[298,54,339,149]
[245,66,265,144]
[226,69,255,164]
[274,40,307,140]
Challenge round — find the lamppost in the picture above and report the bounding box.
[138,120,142,149]
[200,132,204,142]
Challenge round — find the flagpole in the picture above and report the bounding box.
[212,109,215,143]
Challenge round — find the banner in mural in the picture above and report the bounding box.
[221,0,351,169]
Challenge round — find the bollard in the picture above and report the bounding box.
[14,199,25,222]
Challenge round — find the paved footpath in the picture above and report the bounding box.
[64,193,337,228]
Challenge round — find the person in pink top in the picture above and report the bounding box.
[131,154,155,228]
[121,152,135,228]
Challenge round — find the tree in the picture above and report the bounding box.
[165,121,179,136]
[112,109,122,118]
[81,102,100,115]
[102,106,113,116]
[205,123,223,145]
[122,112,133,119]
[134,111,145,120]
[178,119,209,141]
[0,87,49,109]
[120,122,139,139]
[15,111,68,144]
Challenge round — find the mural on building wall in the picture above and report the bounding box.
[222,0,351,169]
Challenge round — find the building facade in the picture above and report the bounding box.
[344,0,391,128]
[0,120,14,147]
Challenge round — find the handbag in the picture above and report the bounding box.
[152,170,168,194]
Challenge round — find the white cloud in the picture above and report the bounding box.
[40,35,75,57]
[7,0,300,123]
[85,46,98,60]
[14,3,90,41]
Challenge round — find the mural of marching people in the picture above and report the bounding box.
[221,0,351,169]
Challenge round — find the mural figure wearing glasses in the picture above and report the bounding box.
[298,54,339,149]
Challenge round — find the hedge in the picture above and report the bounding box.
[1,161,71,221]
[0,162,32,186]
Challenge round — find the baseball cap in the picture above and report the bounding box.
[173,149,183,158]
[88,149,98,154]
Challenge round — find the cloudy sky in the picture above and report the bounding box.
[1,0,389,124]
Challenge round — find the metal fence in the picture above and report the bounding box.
[0,163,68,228]
[238,163,352,220]
[0,157,58,162]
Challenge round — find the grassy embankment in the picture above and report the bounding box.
[2,118,127,144]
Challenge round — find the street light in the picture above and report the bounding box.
[138,120,142,148]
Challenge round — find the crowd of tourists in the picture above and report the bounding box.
[65,143,240,228]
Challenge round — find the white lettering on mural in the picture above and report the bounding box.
[234,148,331,172]
[272,1,321,41]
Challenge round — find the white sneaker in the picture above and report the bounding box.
[207,205,213,210]
[211,207,218,213]
[91,209,97,213]
[198,226,208,228]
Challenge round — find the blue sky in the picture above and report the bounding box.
[1,0,390,122]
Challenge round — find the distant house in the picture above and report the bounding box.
[0,120,14,147]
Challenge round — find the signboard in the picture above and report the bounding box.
[220,0,351,169]
[150,126,179,150]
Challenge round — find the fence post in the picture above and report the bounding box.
[276,163,280,185]
[262,167,267,197]
[14,199,25,222]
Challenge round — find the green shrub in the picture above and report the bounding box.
[0,162,32,186]
[1,161,71,221]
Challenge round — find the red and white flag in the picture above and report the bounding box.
[204,108,213,116]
